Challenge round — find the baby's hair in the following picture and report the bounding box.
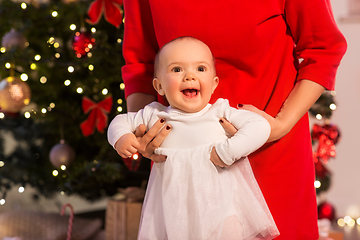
[154,36,216,78]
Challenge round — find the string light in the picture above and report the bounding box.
[64,80,71,86]
[0,161,4,167]
[55,53,60,58]
[70,24,76,31]
[18,186,25,193]
[117,106,123,112]
[91,27,96,33]
[61,165,66,170]
[52,170,59,176]
[20,2,27,9]
[88,64,94,71]
[41,108,47,114]
[5,62,11,69]
[1,47,6,53]
[314,180,321,188]
[52,11,58,17]
[120,83,125,90]
[40,76,47,84]
[34,54,41,61]
[30,63,36,70]
[316,114,322,120]
[49,103,55,108]
[48,37,55,44]
[117,99,123,104]
[76,87,83,94]
[68,66,74,73]
[102,88,108,95]
[0,113,4,119]
[329,103,337,111]
[0,199,5,205]
[24,112,31,118]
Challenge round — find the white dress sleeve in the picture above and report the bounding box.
[214,101,271,165]
[107,102,164,149]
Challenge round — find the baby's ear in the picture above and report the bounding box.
[153,78,165,96]
[212,76,219,94]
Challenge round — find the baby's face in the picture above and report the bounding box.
[153,39,218,113]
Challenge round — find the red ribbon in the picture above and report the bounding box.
[80,96,113,137]
[312,124,340,164]
[87,0,123,28]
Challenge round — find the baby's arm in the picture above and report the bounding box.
[215,106,271,166]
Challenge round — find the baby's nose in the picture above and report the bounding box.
[184,72,196,81]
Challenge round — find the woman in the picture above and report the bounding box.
[118,0,347,239]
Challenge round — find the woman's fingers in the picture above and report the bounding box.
[219,117,238,136]
[136,118,171,159]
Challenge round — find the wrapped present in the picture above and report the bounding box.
[106,187,145,240]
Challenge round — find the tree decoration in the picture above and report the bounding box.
[312,124,340,164]
[49,140,76,168]
[80,96,113,136]
[1,29,28,50]
[122,152,142,171]
[87,0,123,28]
[72,28,95,58]
[318,201,336,221]
[0,76,31,113]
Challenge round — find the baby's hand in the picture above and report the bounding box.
[114,133,141,158]
[210,147,229,168]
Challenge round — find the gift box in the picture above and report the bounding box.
[106,187,145,240]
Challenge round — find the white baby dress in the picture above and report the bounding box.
[107,99,279,240]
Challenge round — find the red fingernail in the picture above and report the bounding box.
[237,104,244,108]
[160,118,165,123]
[166,125,171,130]
[219,119,224,123]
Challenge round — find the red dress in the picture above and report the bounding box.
[121,0,347,239]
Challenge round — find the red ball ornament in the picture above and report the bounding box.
[49,140,76,168]
[72,29,95,58]
[0,77,31,113]
[1,29,28,50]
[318,201,336,221]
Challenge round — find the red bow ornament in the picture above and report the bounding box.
[80,96,113,137]
[87,0,123,28]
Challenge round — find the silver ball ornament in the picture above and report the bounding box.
[1,29,28,50]
[49,140,75,168]
[0,77,31,113]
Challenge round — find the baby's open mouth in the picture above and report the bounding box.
[182,89,198,98]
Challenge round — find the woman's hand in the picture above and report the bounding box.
[237,104,287,142]
[133,118,172,163]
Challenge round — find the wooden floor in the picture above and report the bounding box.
[332,224,360,240]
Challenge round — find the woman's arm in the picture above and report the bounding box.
[240,80,324,142]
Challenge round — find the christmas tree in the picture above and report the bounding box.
[309,91,340,221]
[0,0,150,202]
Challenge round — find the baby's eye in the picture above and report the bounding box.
[198,66,206,72]
[172,67,182,72]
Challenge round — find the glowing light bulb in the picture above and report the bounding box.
[61,165,66,170]
[5,63,11,69]
[77,87,83,94]
[41,108,47,114]
[53,170,59,176]
[0,199,5,205]
[0,113,4,119]
[34,54,41,61]
[21,2,27,9]
[24,112,31,118]
[64,80,71,86]
[120,83,125,90]
[314,180,321,188]
[68,66,74,73]
[52,11,58,17]
[316,114,322,120]
[18,186,25,193]
[117,106,123,112]
[329,103,337,111]
[117,99,123,104]
[20,73,28,81]
[337,218,345,227]
[102,88,108,95]
[70,24,76,31]
[0,161,4,167]
[40,76,47,84]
